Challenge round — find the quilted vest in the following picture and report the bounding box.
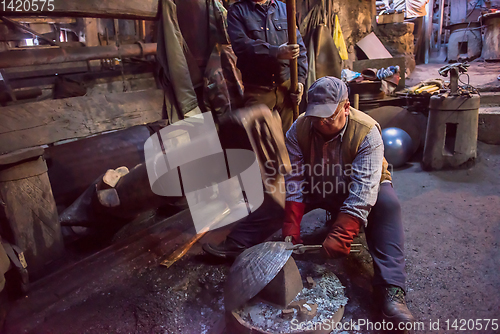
[295,107,392,185]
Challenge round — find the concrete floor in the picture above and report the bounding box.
[394,142,500,332]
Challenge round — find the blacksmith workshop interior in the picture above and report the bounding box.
[0,0,499,333]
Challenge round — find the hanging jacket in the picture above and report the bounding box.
[157,0,201,123]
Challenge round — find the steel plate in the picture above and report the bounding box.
[225,241,293,311]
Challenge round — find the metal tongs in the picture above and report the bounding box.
[285,236,363,254]
[287,244,323,254]
[284,236,321,254]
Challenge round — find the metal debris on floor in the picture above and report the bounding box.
[230,261,347,334]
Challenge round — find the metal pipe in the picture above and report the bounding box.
[0,87,42,103]
[286,0,299,121]
[0,43,157,69]
[438,0,445,50]
[424,0,434,63]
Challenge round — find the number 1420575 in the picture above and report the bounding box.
[1,0,55,12]
[445,319,498,331]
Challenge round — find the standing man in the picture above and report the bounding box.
[227,0,308,133]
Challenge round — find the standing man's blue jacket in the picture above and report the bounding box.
[227,0,308,88]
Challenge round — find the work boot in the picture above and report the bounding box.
[202,238,247,259]
[374,285,415,327]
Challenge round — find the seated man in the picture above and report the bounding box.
[204,76,415,325]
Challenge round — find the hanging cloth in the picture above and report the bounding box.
[333,14,349,60]
[157,0,201,124]
[202,0,243,119]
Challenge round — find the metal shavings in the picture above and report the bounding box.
[234,261,348,333]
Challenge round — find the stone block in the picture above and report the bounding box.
[257,257,303,308]
[478,107,500,145]
[423,95,480,170]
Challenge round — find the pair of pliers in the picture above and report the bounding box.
[284,237,323,254]
[285,236,364,254]
[287,244,323,254]
[289,243,363,254]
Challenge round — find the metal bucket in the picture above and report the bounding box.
[447,22,482,61]
[422,95,480,170]
[481,12,500,61]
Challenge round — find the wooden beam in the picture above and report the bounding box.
[10,17,77,24]
[0,89,164,154]
[0,0,159,20]
[4,61,88,80]
[0,146,44,165]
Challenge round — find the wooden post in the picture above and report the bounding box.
[353,94,359,110]
[83,18,100,70]
[113,19,120,46]
[286,0,299,121]
[0,148,64,277]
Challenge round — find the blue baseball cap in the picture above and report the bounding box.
[304,76,349,118]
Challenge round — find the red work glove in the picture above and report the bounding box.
[322,212,362,258]
[282,201,306,244]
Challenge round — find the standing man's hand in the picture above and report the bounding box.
[277,43,300,60]
[290,82,304,106]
